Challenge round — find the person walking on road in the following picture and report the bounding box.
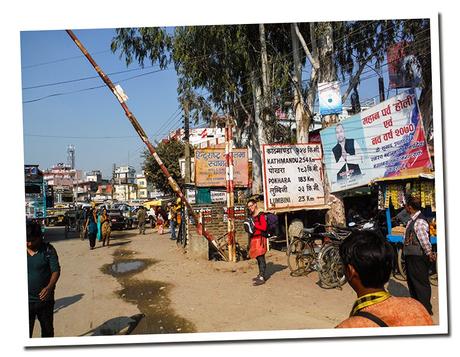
[403,195,436,315]
[137,206,147,235]
[155,207,164,235]
[167,202,177,240]
[83,203,98,250]
[246,199,268,286]
[27,220,61,337]
[100,207,111,247]
[336,230,432,328]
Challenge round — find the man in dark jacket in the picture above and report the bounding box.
[332,123,363,181]
[403,195,436,315]
[27,220,61,337]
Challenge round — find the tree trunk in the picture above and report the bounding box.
[250,71,266,195]
[419,86,433,142]
[259,23,272,138]
[248,24,270,195]
[318,22,346,227]
[259,24,270,105]
[291,24,308,143]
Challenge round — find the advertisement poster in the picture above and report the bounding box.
[195,148,249,187]
[387,41,421,89]
[318,81,342,115]
[320,90,432,192]
[262,144,325,211]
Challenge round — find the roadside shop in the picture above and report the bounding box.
[372,170,437,281]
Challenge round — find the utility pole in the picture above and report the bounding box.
[225,116,236,262]
[378,77,385,103]
[183,99,191,184]
[66,29,227,261]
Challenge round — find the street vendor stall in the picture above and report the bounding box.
[374,170,436,242]
[372,170,437,283]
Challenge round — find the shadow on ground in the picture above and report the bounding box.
[54,293,84,313]
[44,227,139,243]
[387,278,410,297]
[265,262,287,280]
[79,314,145,336]
[100,240,132,248]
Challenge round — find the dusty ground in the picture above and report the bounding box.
[32,226,439,339]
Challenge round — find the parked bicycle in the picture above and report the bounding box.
[287,223,350,289]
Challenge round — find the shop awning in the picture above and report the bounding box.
[144,199,163,208]
[371,169,435,183]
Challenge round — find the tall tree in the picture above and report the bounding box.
[141,139,192,195]
[110,19,433,205]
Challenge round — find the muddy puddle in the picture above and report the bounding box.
[101,249,196,335]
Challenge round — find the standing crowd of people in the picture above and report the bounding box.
[27,194,437,338]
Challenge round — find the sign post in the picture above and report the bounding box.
[225,119,236,262]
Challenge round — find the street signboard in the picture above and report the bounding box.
[195,148,249,187]
[262,144,325,211]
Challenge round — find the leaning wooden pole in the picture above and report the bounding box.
[225,117,236,262]
[65,29,227,261]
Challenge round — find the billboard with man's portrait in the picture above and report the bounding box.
[320,90,432,192]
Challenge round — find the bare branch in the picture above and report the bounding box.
[341,57,370,103]
[293,23,319,70]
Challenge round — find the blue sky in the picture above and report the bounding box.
[4,0,456,352]
[21,25,400,179]
[21,28,181,178]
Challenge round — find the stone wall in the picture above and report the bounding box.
[185,202,249,260]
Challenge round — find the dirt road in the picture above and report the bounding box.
[32,226,439,339]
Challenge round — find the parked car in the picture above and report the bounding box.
[107,209,131,230]
[112,203,134,229]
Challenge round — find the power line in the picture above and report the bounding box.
[22,67,170,104]
[21,49,112,70]
[233,46,431,116]
[21,21,400,106]
[24,133,139,139]
[22,63,162,90]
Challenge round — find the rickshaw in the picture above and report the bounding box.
[64,208,81,238]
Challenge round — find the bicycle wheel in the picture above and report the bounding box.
[318,244,347,289]
[287,239,314,277]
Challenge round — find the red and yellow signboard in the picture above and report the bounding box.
[195,148,249,187]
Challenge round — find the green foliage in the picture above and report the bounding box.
[111,19,433,146]
[141,139,193,196]
[111,27,173,69]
